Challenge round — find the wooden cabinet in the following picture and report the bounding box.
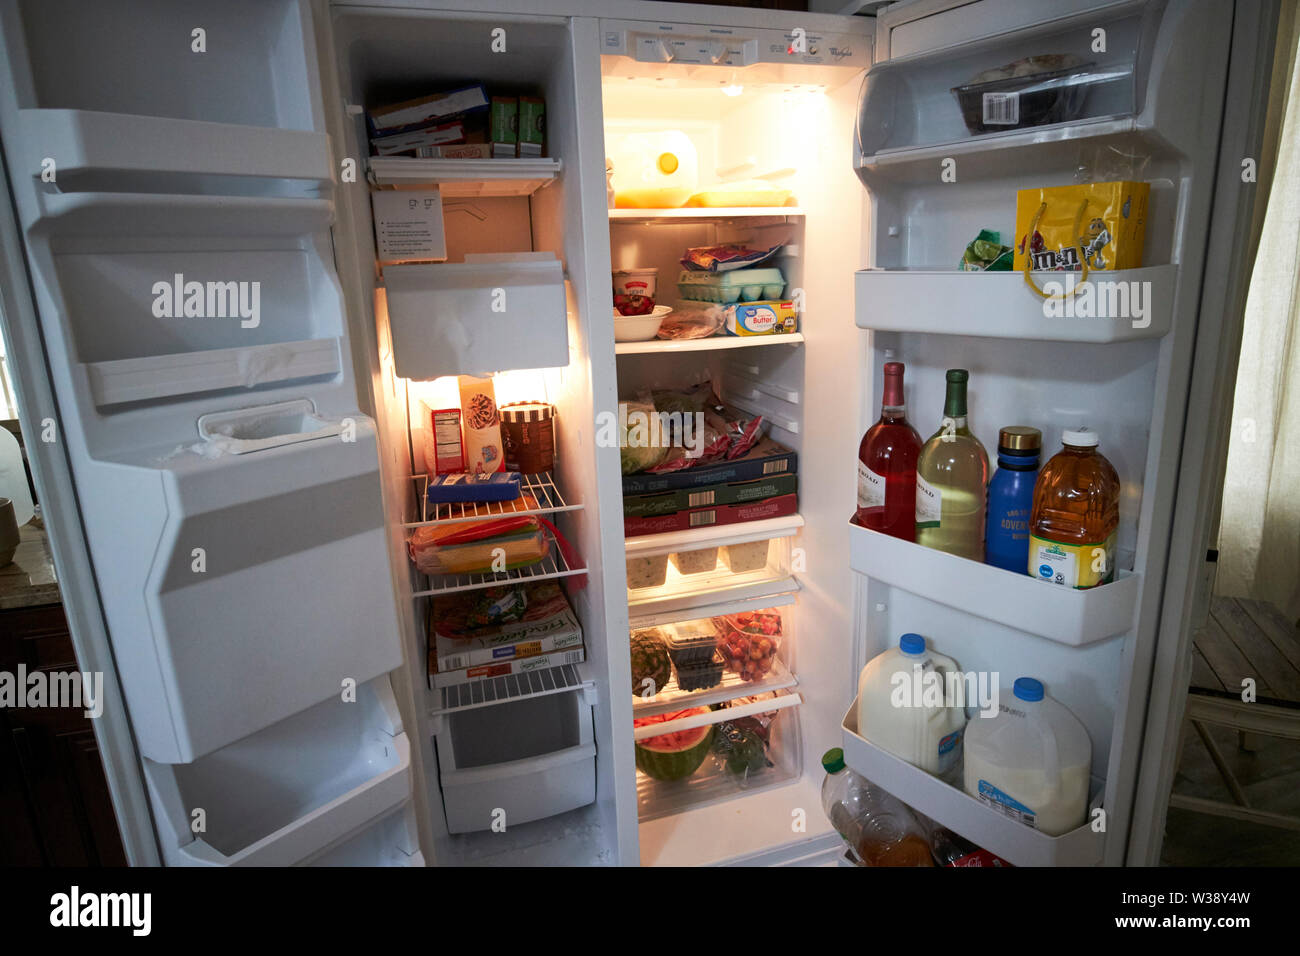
[0,603,126,866]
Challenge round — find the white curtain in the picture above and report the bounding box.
[1218,27,1300,624]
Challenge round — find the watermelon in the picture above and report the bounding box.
[635,707,715,781]
[630,628,672,698]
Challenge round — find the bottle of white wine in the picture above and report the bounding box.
[915,369,990,562]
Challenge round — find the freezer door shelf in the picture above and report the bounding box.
[855,266,1176,342]
[841,700,1104,867]
[145,677,413,867]
[300,803,424,867]
[368,156,561,197]
[848,523,1140,647]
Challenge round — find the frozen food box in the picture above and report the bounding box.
[624,493,798,537]
[621,437,797,496]
[623,473,797,518]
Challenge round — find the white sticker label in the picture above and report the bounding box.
[982,92,1019,126]
[915,474,942,528]
[856,461,885,510]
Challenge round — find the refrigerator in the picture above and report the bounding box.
[0,0,1277,867]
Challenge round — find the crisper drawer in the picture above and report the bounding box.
[435,690,596,834]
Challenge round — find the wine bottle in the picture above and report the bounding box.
[915,369,990,562]
[854,361,922,541]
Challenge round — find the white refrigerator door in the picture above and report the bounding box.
[0,0,416,865]
[847,0,1279,866]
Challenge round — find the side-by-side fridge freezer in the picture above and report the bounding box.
[0,0,1277,867]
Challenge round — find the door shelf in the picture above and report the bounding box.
[615,333,804,355]
[841,701,1104,867]
[409,470,581,527]
[413,527,587,598]
[849,523,1139,647]
[633,656,799,718]
[625,514,805,559]
[368,156,561,197]
[856,265,1176,342]
[429,662,594,720]
[16,108,332,192]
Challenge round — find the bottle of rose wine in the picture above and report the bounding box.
[915,369,989,562]
[854,361,923,541]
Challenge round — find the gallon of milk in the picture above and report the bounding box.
[857,634,967,778]
[963,677,1091,836]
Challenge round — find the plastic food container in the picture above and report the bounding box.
[613,268,658,315]
[951,56,1095,135]
[671,547,719,575]
[500,402,554,474]
[665,619,719,664]
[714,609,782,682]
[677,268,785,304]
[721,539,771,573]
[613,304,672,341]
[672,650,726,691]
[626,553,669,590]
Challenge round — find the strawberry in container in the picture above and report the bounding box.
[714,610,782,682]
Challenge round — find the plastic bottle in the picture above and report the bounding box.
[963,677,1092,837]
[857,634,967,779]
[1028,427,1120,589]
[985,426,1041,573]
[820,749,934,866]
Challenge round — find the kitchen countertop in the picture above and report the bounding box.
[0,519,61,610]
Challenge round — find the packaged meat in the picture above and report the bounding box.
[721,539,771,573]
[671,547,718,575]
[626,553,669,590]
[680,240,788,273]
[952,54,1092,134]
[411,527,548,576]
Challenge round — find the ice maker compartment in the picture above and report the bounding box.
[197,399,342,454]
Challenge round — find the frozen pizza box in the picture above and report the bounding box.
[429,585,583,672]
[624,492,798,537]
[621,436,797,496]
[623,473,798,518]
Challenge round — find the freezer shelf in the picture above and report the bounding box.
[410,470,581,527]
[413,527,587,597]
[848,523,1140,647]
[855,266,1176,342]
[610,207,805,223]
[368,156,561,197]
[625,513,804,559]
[430,662,594,719]
[841,699,1105,867]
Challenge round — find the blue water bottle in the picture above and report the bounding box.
[985,426,1042,573]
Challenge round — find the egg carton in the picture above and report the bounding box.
[676,268,785,304]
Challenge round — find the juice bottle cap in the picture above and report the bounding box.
[998,425,1041,452]
[821,748,846,773]
[1062,427,1099,447]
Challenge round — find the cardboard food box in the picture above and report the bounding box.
[723,299,799,336]
[621,436,798,496]
[624,492,799,537]
[1013,180,1149,273]
[623,473,798,518]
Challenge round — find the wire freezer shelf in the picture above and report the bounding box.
[407,471,581,528]
[412,527,587,598]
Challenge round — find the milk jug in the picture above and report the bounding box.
[963,677,1091,836]
[857,634,967,777]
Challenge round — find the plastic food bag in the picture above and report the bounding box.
[619,399,671,474]
[712,717,773,785]
[680,239,788,272]
[655,303,726,340]
[959,229,1013,271]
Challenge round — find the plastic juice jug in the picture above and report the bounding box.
[820,749,934,867]
[963,677,1091,836]
[857,634,967,778]
[1028,428,1120,589]
[985,426,1041,573]
[607,130,699,207]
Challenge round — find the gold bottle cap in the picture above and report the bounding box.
[998,426,1042,452]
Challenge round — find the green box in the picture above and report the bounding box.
[622,473,798,518]
[518,96,545,156]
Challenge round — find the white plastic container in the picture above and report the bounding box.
[857,633,967,777]
[963,677,1091,837]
